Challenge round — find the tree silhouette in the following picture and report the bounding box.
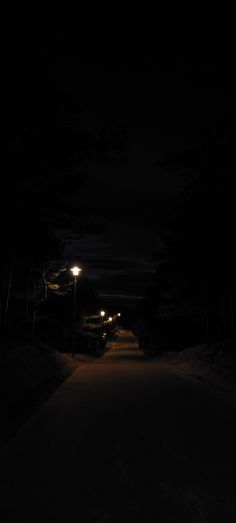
[147,137,236,347]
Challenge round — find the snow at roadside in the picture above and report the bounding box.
[0,339,101,447]
[157,338,236,403]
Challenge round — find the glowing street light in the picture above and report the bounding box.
[100,310,106,317]
[70,266,82,356]
[70,266,82,277]
[108,316,113,322]
[117,313,121,317]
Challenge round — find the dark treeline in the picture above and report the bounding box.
[2,42,124,350]
[137,136,236,351]
[2,45,83,342]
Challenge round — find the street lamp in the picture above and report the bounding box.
[70,266,82,356]
[108,316,113,322]
[117,313,121,317]
[71,267,81,278]
[100,310,106,318]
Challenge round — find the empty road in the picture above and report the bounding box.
[0,329,236,522]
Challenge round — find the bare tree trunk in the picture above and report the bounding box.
[31,279,37,337]
[3,256,14,328]
[202,286,209,344]
[220,289,226,339]
[0,263,9,328]
[42,272,48,301]
[229,291,235,338]
[25,258,34,336]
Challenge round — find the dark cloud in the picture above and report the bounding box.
[64,221,157,297]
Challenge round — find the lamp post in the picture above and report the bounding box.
[98,310,106,349]
[70,266,82,356]
[100,310,106,327]
[116,312,121,328]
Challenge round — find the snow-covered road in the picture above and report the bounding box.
[1,329,236,522]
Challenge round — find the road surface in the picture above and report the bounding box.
[0,329,236,522]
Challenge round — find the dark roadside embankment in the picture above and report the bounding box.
[0,336,109,448]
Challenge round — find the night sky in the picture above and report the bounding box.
[6,33,235,305]
[60,48,234,301]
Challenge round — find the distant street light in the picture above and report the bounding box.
[117,313,121,317]
[70,266,82,356]
[108,316,113,322]
[100,310,106,318]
